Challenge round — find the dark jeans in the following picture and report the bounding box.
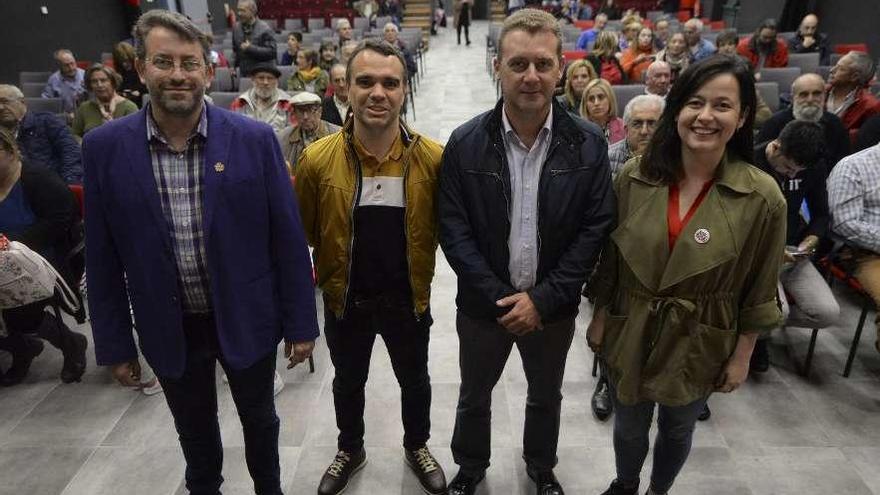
[323,299,432,452]
[156,313,282,495]
[611,385,707,494]
[452,311,575,474]
[457,23,470,43]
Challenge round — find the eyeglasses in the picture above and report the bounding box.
[629,119,657,130]
[148,56,205,72]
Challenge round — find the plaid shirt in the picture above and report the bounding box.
[607,138,632,179]
[827,143,880,253]
[146,104,212,313]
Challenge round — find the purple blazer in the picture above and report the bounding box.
[83,104,319,378]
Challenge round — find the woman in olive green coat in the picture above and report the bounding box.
[587,56,787,495]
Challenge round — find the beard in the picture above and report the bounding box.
[150,82,205,116]
[792,101,823,123]
[254,86,276,101]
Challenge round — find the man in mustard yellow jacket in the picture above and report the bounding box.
[294,40,447,495]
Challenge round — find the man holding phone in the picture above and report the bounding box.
[753,120,840,370]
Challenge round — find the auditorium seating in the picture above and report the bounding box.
[24,97,62,114]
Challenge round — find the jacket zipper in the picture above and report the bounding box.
[341,139,362,320]
[535,138,563,274]
[402,137,421,321]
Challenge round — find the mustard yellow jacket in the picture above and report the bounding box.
[587,155,786,406]
[293,120,444,318]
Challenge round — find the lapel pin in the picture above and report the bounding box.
[214,162,225,173]
[694,228,711,244]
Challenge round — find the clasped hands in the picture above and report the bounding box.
[496,292,543,335]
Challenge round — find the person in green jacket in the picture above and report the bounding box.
[586,55,787,495]
[72,64,138,138]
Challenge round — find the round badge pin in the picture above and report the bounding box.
[694,228,711,244]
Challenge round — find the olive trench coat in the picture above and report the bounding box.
[587,155,787,407]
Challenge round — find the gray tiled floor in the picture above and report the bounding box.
[2,21,880,495]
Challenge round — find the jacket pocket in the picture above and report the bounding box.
[599,312,629,371]
[682,323,738,386]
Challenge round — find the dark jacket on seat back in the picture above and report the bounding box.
[439,98,615,323]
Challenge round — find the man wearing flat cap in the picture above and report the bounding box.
[231,62,293,132]
[276,91,340,173]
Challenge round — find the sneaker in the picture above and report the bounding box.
[139,368,163,396]
[404,446,447,494]
[273,370,284,397]
[317,449,367,495]
[600,479,639,495]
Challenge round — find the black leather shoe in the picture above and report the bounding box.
[750,338,770,373]
[600,479,639,495]
[60,332,88,383]
[447,470,485,495]
[405,446,447,494]
[2,337,44,386]
[697,403,711,421]
[591,376,613,421]
[317,449,367,495]
[527,467,564,495]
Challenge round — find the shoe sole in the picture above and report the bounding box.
[404,455,447,495]
[322,456,367,495]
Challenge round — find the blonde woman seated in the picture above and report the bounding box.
[587,30,627,85]
[558,60,597,114]
[72,64,138,138]
[581,78,626,144]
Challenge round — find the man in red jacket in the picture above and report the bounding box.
[737,18,788,69]
[826,51,880,133]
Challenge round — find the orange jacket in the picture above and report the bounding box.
[737,37,789,69]
[621,46,655,83]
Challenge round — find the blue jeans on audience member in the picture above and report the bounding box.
[156,313,282,495]
[611,385,707,494]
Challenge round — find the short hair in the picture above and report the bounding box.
[336,18,351,30]
[53,49,75,60]
[85,64,123,91]
[579,78,618,120]
[384,22,399,33]
[595,13,608,22]
[715,29,739,48]
[623,94,665,124]
[135,9,211,64]
[684,18,703,31]
[791,72,825,95]
[497,8,562,60]
[0,84,25,100]
[112,42,137,69]
[640,55,757,183]
[646,60,670,77]
[345,39,409,84]
[0,129,21,162]
[299,48,319,68]
[237,0,257,13]
[776,120,825,168]
[654,18,670,27]
[845,51,877,86]
[320,40,337,54]
[564,60,597,107]
[329,63,346,78]
[288,31,303,42]
[592,30,619,59]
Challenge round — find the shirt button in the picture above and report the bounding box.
[178,187,186,193]
[376,184,382,190]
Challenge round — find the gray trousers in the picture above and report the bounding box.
[778,260,840,329]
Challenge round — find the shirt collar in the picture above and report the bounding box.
[146,101,208,144]
[352,130,404,164]
[501,104,553,150]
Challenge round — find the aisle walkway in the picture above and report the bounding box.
[1,21,880,495]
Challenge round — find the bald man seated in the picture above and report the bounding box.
[789,13,830,65]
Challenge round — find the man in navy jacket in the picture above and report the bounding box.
[83,11,317,495]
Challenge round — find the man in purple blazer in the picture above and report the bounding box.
[82,11,318,495]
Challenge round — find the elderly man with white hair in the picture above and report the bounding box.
[827,51,880,133]
[336,18,354,49]
[383,22,418,76]
[605,94,665,179]
[682,18,716,62]
[232,0,277,78]
[644,60,671,97]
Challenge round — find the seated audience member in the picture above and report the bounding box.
[559,60,597,114]
[383,23,418,77]
[618,18,642,52]
[828,142,880,355]
[231,63,294,133]
[113,42,148,108]
[855,114,880,152]
[620,27,656,83]
[758,73,850,171]
[580,78,625,144]
[714,34,773,126]
[232,0,277,78]
[826,51,880,133]
[0,130,88,386]
[0,85,82,184]
[336,18,355,49]
[789,13,830,65]
[205,34,230,68]
[41,48,87,124]
[576,0,593,19]
[595,0,621,20]
[607,94,664,177]
[287,49,330,97]
[683,18,716,62]
[276,92,340,172]
[588,31,626,85]
[655,31,690,81]
[653,18,670,50]
[644,60,671,97]
[575,12,607,50]
[72,65,138,139]
[319,41,339,72]
[737,18,789,69]
[323,64,350,126]
[753,120,839,369]
[280,32,302,66]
